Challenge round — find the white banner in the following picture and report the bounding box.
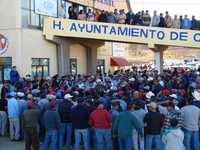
[35,0,57,17]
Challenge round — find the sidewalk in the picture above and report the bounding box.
[0,137,24,150]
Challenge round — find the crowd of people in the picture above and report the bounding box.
[1,66,200,150]
[67,6,200,30]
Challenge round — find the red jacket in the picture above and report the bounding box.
[89,108,112,129]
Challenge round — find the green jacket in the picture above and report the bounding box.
[114,111,143,138]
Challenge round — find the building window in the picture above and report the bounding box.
[70,58,77,74]
[21,0,59,29]
[31,58,49,78]
[0,57,12,82]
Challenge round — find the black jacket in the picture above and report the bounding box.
[58,100,73,123]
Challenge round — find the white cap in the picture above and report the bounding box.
[17,92,25,97]
[129,78,135,82]
[47,94,56,100]
[169,94,178,99]
[192,91,200,101]
[147,77,154,81]
[64,94,73,99]
[146,91,155,99]
[96,79,101,83]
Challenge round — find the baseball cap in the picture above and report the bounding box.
[64,94,73,99]
[148,102,157,109]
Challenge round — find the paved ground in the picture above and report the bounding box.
[0,137,24,150]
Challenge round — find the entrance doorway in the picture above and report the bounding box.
[97,59,105,74]
[70,58,77,74]
[0,57,12,82]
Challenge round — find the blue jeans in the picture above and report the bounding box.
[59,123,72,150]
[145,134,162,150]
[95,128,112,150]
[74,128,90,150]
[118,137,133,150]
[183,128,199,150]
[42,130,58,150]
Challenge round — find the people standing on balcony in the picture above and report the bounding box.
[87,9,95,21]
[94,10,100,22]
[182,15,191,29]
[134,12,143,25]
[179,15,183,29]
[151,10,160,27]
[114,9,119,21]
[99,10,107,22]
[107,12,117,23]
[158,13,166,27]
[142,10,151,26]
[191,16,198,30]
[165,11,173,28]
[172,15,181,29]
[78,10,86,20]
[117,9,126,24]
[126,10,134,24]
[68,6,77,20]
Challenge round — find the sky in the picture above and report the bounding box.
[130,0,200,19]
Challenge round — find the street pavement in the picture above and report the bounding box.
[0,137,24,150]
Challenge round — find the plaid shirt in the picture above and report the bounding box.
[163,109,183,129]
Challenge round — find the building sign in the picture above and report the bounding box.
[35,0,57,17]
[0,34,8,55]
[112,43,125,57]
[96,0,114,6]
[43,18,200,48]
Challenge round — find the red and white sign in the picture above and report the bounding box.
[0,34,8,55]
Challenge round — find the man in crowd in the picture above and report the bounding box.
[163,101,183,130]
[181,98,200,150]
[42,95,60,150]
[71,97,90,150]
[89,102,112,150]
[132,101,146,150]
[58,94,74,150]
[144,102,162,150]
[114,102,143,150]
[0,94,7,136]
[110,100,120,150]
[10,66,20,85]
[7,92,20,141]
[22,100,40,150]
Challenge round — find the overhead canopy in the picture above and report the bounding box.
[111,57,130,67]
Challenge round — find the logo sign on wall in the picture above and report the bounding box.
[0,34,8,55]
[35,0,58,17]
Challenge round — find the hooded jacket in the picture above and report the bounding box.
[162,128,185,150]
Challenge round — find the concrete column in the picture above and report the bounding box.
[57,40,70,76]
[87,46,97,74]
[149,44,168,74]
[154,51,164,74]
